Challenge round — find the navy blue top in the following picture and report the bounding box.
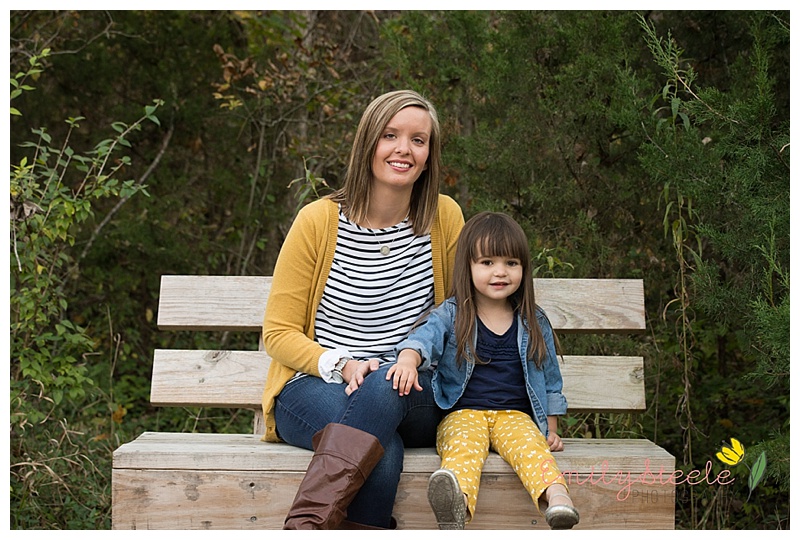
[453,317,533,416]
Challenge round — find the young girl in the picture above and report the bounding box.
[390,211,579,530]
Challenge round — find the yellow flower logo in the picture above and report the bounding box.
[716,437,745,466]
[716,437,767,502]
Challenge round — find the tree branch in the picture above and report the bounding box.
[77,122,174,263]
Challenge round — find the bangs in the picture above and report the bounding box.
[468,217,529,262]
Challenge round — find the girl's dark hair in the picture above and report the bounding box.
[450,211,553,368]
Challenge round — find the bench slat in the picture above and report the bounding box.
[151,350,645,412]
[157,275,272,332]
[112,466,676,530]
[156,275,645,333]
[113,432,674,473]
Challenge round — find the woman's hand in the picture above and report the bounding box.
[386,350,423,396]
[344,358,380,396]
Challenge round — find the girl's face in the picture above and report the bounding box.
[371,106,432,195]
[470,253,523,307]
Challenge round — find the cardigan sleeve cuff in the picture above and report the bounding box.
[319,348,353,383]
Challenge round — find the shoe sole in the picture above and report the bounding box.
[545,505,580,530]
[427,469,466,530]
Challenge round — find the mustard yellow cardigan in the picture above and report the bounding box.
[261,194,464,442]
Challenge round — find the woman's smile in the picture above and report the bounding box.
[371,106,432,191]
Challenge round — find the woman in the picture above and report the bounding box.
[261,89,465,529]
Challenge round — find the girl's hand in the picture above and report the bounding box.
[344,358,380,396]
[547,432,564,452]
[386,358,423,396]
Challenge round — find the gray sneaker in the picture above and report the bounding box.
[427,468,467,530]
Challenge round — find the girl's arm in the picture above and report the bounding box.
[386,349,424,396]
[394,302,453,369]
[538,310,568,416]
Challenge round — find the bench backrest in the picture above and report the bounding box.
[152,275,646,434]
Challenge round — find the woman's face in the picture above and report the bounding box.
[371,106,432,194]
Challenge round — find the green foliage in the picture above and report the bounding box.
[9,47,163,527]
[10,95,164,420]
[637,11,789,528]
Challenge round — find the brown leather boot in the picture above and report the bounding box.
[283,423,385,530]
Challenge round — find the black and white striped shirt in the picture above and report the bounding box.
[314,207,435,363]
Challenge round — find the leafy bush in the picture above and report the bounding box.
[9,50,163,528]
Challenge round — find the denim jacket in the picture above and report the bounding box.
[395,297,568,437]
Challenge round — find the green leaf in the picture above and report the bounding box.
[749,451,767,492]
[679,112,691,130]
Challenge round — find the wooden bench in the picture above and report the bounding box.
[112,275,676,529]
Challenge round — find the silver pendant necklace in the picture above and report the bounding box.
[364,216,405,256]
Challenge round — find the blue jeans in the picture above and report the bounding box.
[274,364,441,528]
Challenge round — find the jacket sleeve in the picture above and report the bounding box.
[395,303,453,371]
[262,203,327,377]
[538,310,569,416]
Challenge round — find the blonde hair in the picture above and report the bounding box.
[328,89,442,235]
[450,212,554,368]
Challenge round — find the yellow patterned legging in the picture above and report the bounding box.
[435,409,568,521]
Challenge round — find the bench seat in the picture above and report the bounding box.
[113,432,675,529]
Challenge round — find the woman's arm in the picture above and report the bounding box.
[262,203,329,377]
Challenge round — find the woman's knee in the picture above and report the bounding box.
[275,378,348,447]
[347,367,406,412]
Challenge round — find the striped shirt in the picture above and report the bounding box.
[314,207,435,363]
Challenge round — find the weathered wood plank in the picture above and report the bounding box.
[150,350,267,409]
[157,275,272,331]
[112,434,675,530]
[156,275,645,333]
[151,350,645,412]
[113,433,675,474]
[112,469,675,530]
[534,278,645,333]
